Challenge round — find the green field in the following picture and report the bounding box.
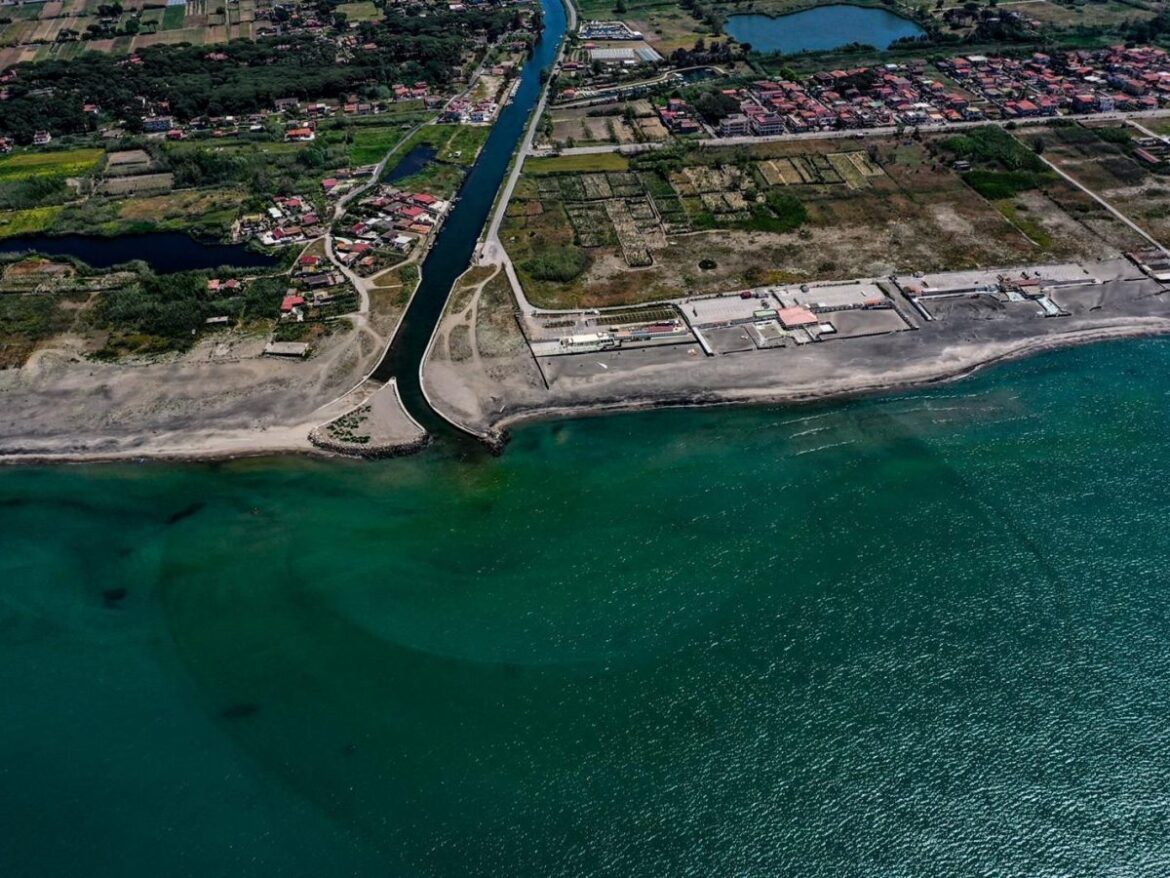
[0,149,105,182]
[161,5,186,29]
[0,206,65,238]
[349,127,414,166]
[524,153,631,175]
[337,1,381,21]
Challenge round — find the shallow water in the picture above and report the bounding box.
[726,4,926,54]
[3,339,1170,876]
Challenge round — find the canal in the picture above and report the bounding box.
[371,0,568,435]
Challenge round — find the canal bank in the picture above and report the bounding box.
[370,0,570,439]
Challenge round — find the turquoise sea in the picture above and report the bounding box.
[3,339,1170,877]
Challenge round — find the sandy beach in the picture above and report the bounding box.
[421,258,1170,450]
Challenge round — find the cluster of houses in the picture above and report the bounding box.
[710,45,1170,141]
[335,186,450,269]
[280,257,351,322]
[240,195,326,247]
[320,166,378,201]
[440,97,501,124]
[715,63,986,139]
[939,45,1170,118]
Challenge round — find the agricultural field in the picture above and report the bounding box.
[0,149,105,182]
[525,153,631,175]
[502,134,1134,309]
[546,102,670,149]
[0,205,65,238]
[0,0,289,65]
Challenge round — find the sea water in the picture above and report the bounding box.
[3,338,1170,877]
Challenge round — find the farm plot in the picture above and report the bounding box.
[98,173,174,195]
[537,175,586,201]
[607,172,643,198]
[683,165,742,194]
[605,199,654,268]
[104,149,155,176]
[638,170,689,233]
[699,190,751,222]
[0,149,104,181]
[581,173,613,200]
[757,151,884,190]
[566,203,615,248]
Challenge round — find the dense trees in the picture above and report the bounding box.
[0,6,514,143]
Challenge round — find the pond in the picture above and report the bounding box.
[726,4,926,55]
[384,144,438,183]
[0,231,280,274]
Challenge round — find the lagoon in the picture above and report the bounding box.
[0,231,280,273]
[726,4,926,54]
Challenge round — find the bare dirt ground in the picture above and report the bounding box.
[0,306,395,462]
[423,264,546,434]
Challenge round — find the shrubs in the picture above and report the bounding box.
[941,126,1046,172]
[522,245,589,282]
[765,190,808,232]
[961,169,1049,199]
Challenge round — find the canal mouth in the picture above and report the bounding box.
[370,0,568,446]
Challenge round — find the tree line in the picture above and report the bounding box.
[1,6,515,144]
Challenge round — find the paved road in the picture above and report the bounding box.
[541,108,1170,157]
[480,0,576,314]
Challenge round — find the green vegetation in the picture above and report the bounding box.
[522,245,590,282]
[2,6,518,144]
[0,150,105,181]
[0,292,58,338]
[525,153,631,175]
[939,126,1054,199]
[0,206,65,237]
[941,127,1046,173]
[349,126,415,166]
[97,273,287,355]
[767,189,807,228]
[961,169,1051,199]
[160,4,185,28]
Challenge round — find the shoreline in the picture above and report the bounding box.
[3,315,1155,467]
[482,320,1170,443]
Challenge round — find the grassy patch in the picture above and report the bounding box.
[962,169,1051,200]
[337,1,381,21]
[522,245,589,282]
[525,153,631,175]
[0,206,65,237]
[161,4,186,29]
[0,149,104,182]
[349,126,413,165]
[997,200,1053,249]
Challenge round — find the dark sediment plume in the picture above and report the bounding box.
[165,502,206,525]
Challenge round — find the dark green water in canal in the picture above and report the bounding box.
[4,338,1170,876]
